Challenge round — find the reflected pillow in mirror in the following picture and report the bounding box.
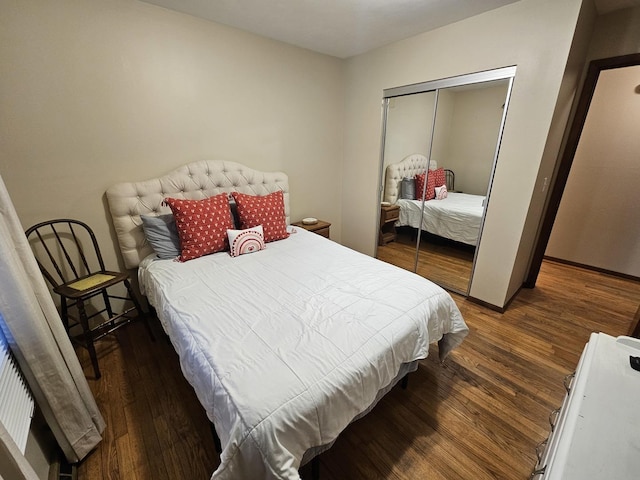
[400,177,416,200]
[415,172,436,200]
[435,185,448,200]
[432,167,446,187]
[140,214,181,259]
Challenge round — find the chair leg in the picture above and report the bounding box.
[60,299,70,331]
[125,279,155,341]
[101,289,117,332]
[77,298,101,379]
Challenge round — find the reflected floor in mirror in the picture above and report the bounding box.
[377,227,474,294]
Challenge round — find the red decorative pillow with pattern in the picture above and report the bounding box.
[163,194,234,261]
[432,167,446,188]
[415,171,436,200]
[231,191,289,243]
[415,168,446,200]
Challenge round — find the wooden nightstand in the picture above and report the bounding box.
[379,204,400,245]
[292,219,331,238]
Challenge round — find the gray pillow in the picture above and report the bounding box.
[140,214,180,259]
[400,177,416,200]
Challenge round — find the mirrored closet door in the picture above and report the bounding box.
[376,67,516,295]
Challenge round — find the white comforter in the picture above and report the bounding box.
[139,227,468,479]
[397,192,485,246]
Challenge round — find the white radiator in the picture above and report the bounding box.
[0,322,35,454]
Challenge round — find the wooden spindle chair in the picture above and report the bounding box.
[25,219,153,378]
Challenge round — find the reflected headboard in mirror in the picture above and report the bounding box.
[383,153,437,204]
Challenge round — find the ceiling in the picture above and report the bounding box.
[141,0,640,59]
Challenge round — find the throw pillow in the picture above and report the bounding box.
[163,193,234,261]
[399,177,416,200]
[435,185,448,200]
[231,191,289,243]
[227,225,265,257]
[140,213,180,259]
[415,171,437,200]
[432,167,446,187]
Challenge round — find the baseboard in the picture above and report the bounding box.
[544,256,640,282]
[467,295,505,313]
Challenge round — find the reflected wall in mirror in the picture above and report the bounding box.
[376,69,514,295]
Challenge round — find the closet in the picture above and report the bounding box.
[376,67,516,294]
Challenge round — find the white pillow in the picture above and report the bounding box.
[435,185,448,200]
[227,225,265,257]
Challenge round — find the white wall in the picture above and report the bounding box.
[546,65,640,276]
[0,0,345,274]
[343,0,584,308]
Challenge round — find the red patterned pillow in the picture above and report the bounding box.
[163,194,233,261]
[414,171,437,200]
[231,191,289,243]
[432,167,446,188]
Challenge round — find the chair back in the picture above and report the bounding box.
[25,219,107,288]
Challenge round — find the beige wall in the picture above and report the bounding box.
[546,65,640,276]
[442,84,508,195]
[587,6,640,60]
[343,0,584,308]
[383,93,435,171]
[3,0,626,311]
[538,5,640,278]
[0,0,345,274]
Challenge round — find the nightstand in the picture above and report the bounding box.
[292,219,331,238]
[379,204,400,245]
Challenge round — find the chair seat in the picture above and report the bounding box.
[54,271,129,299]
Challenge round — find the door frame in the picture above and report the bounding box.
[525,53,640,288]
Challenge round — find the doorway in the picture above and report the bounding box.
[526,53,640,287]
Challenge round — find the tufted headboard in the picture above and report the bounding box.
[383,154,437,204]
[106,160,290,269]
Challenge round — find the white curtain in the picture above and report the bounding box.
[0,174,105,473]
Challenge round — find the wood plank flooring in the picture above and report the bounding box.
[76,259,640,480]
[377,228,475,294]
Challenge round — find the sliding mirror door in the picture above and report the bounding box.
[378,91,437,272]
[376,68,515,295]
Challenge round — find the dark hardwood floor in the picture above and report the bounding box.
[377,228,475,294]
[76,259,640,479]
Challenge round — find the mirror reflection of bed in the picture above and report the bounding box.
[378,154,482,294]
[375,72,513,295]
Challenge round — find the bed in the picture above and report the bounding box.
[106,160,469,480]
[383,153,486,246]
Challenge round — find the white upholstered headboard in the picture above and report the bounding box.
[106,160,290,269]
[383,154,437,204]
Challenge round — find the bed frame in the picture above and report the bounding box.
[106,160,290,270]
